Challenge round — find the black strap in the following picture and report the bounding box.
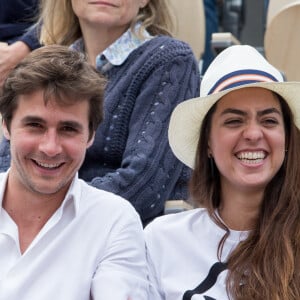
[182,262,227,300]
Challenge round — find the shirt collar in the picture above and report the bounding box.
[70,24,152,72]
[0,170,81,218]
[0,171,9,213]
[59,173,81,215]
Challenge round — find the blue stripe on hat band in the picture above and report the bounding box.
[208,69,279,95]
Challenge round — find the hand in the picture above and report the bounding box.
[0,41,31,87]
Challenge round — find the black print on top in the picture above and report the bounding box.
[182,262,227,300]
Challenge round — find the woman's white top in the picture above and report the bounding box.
[144,208,248,300]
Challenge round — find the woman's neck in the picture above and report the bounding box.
[218,184,263,231]
[80,23,129,66]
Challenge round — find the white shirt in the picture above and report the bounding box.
[144,208,248,300]
[0,172,149,300]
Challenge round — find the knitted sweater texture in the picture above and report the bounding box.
[0,0,38,44]
[0,35,200,223]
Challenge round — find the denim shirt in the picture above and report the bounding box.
[70,25,152,73]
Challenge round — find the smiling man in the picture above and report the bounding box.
[0,45,149,300]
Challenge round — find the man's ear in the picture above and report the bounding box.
[2,120,10,140]
[87,132,95,148]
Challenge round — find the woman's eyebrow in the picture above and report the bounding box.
[221,108,246,116]
[220,107,281,116]
[257,107,282,116]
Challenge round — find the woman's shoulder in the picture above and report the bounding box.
[149,35,190,45]
[144,207,208,235]
[140,35,196,57]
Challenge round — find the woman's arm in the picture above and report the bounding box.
[0,24,41,86]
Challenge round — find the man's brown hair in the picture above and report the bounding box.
[0,44,106,140]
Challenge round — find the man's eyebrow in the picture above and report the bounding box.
[21,116,45,124]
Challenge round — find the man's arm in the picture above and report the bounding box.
[91,207,150,299]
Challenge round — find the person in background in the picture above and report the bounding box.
[202,0,219,74]
[0,0,200,225]
[0,0,38,44]
[145,45,300,299]
[0,0,41,84]
[264,0,270,29]
[202,0,246,75]
[0,44,149,300]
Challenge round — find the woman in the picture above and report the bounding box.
[145,45,300,299]
[0,0,200,224]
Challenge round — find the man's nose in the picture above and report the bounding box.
[38,130,62,157]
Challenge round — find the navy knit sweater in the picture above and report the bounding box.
[0,35,200,223]
[0,0,39,45]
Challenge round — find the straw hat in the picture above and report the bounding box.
[168,45,300,169]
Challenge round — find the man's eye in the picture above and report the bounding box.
[27,122,43,128]
[61,126,77,132]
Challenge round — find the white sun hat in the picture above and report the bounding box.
[168,45,300,169]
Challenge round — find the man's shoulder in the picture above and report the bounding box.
[76,179,143,230]
[78,178,138,214]
[0,172,7,184]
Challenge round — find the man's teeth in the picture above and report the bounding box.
[37,161,61,168]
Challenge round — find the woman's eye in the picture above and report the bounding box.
[262,118,279,126]
[224,119,243,126]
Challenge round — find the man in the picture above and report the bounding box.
[0,45,149,299]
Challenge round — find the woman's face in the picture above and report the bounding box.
[71,0,149,32]
[208,87,286,194]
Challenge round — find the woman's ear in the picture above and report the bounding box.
[140,0,150,8]
[207,141,212,157]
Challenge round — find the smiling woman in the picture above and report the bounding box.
[145,45,300,299]
[208,87,286,202]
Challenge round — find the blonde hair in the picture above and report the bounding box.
[39,0,173,46]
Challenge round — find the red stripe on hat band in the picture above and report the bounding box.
[211,74,275,94]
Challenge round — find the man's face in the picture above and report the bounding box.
[3,89,94,198]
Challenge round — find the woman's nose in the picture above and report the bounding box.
[242,121,263,141]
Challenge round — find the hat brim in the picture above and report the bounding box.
[169,81,300,169]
